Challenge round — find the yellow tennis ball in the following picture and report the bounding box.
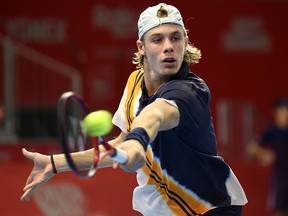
[82,110,113,136]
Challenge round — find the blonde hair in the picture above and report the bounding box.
[133,6,201,68]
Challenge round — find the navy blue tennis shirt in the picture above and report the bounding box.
[139,61,217,155]
[114,61,247,214]
[137,62,239,207]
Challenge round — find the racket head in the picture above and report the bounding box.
[57,91,98,178]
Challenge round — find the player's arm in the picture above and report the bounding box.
[20,133,125,201]
[51,131,127,171]
[118,99,180,172]
[132,99,179,140]
[38,132,126,174]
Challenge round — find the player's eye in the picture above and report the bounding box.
[171,35,182,41]
[151,37,162,43]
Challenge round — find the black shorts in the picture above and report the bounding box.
[202,206,242,216]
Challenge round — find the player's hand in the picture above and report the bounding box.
[20,148,55,201]
[115,140,146,172]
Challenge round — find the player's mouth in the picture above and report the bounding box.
[162,57,176,63]
[162,58,177,67]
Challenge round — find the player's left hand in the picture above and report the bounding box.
[20,148,55,201]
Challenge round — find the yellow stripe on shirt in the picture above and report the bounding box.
[142,148,211,216]
[124,70,143,132]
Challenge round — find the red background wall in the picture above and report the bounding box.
[0,0,287,215]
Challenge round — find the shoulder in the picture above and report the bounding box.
[158,74,210,103]
[167,73,209,91]
[127,69,143,83]
[124,69,144,93]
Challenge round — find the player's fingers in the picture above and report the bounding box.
[99,151,110,161]
[22,148,34,160]
[23,182,33,192]
[20,187,34,201]
[23,178,42,192]
[112,162,120,169]
[22,179,43,201]
[21,187,36,201]
[20,190,30,201]
[25,173,34,186]
[24,169,39,186]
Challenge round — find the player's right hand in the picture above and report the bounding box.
[20,148,55,201]
[117,139,146,172]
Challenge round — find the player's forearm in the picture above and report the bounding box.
[53,149,116,172]
[53,133,126,172]
[53,149,95,172]
[130,99,179,142]
[52,153,72,173]
[131,109,162,142]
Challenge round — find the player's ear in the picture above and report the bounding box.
[136,40,145,55]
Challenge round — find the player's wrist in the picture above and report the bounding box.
[125,127,150,151]
[50,155,57,174]
[50,154,71,173]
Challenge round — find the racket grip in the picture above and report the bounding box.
[110,147,128,164]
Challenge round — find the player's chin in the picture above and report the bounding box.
[161,61,181,71]
[161,66,179,75]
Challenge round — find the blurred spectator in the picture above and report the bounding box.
[248,98,288,216]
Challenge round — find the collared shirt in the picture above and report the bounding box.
[113,62,247,216]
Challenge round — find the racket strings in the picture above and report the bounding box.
[60,94,99,177]
[58,92,124,178]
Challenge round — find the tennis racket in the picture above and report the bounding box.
[57,91,128,178]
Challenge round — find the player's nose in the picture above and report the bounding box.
[163,39,174,53]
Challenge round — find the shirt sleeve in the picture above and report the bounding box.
[156,98,178,108]
[112,86,128,133]
[157,80,211,129]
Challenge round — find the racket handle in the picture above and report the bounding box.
[110,147,128,164]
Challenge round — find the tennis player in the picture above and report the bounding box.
[21,3,248,215]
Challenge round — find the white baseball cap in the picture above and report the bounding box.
[137,3,185,39]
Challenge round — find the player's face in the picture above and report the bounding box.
[137,24,188,78]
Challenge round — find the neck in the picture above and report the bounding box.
[142,70,170,96]
[143,77,165,97]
